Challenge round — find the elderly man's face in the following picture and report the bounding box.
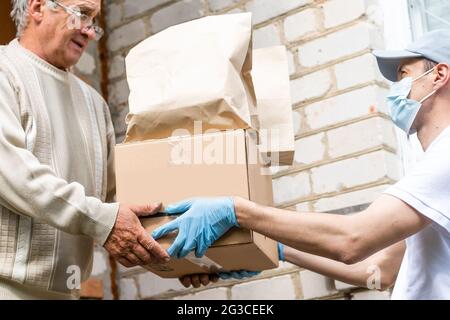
[38,0,101,69]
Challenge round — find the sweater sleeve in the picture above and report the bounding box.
[0,69,119,246]
[103,100,117,204]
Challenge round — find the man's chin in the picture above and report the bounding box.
[62,53,83,70]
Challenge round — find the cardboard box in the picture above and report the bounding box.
[115,129,278,278]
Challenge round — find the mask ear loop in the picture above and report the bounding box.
[412,66,436,82]
[419,89,437,103]
[408,67,438,137]
[416,66,438,103]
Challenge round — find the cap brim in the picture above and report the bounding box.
[372,50,423,81]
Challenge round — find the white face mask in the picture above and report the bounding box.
[386,67,437,134]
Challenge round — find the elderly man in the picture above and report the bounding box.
[0,0,169,299]
[154,30,450,299]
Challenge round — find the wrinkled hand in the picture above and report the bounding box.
[179,274,220,289]
[104,203,170,268]
[152,197,238,259]
[179,270,260,288]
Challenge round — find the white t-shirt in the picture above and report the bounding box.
[384,126,450,300]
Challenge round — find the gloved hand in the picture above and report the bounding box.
[152,197,238,259]
[219,270,261,280]
[278,242,285,261]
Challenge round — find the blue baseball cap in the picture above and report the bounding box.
[373,29,450,82]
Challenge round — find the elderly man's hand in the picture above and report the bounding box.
[179,270,260,288]
[179,274,220,289]
[104,203,170,267]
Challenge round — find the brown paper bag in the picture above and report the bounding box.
[252,46,295,166]
[124,13,256,142]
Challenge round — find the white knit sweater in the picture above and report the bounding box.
[0,39,119,299]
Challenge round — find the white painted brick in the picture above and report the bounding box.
[253,23,281,49]
[124,0,171,19]
[302,85,389,132]
[266,165,290,176]
[334,54,384,90]
[137,272,186,298]
[150,0,204,34]
[352,290,391,300]
[287,50,295,75]
[108,78,129,106]
[313,184,391,212]
[385,152,402,182]
[119,278,138,300]
[335,280,358,291]
[322,0,366,29]
[272,171,311,205]
[231,275,296,300]
[298,270,337,299]
[246,0,312,25]
[174,287,228,300]
[327,117,397,158]
[108,54,125,80]
[298,23,376,68]
[209,0,240,11]
[294,132,326,165]
[284,9,317,42]
[108,19,146,52]
[311,150,400,194]
[91,249,108,277]
[366,1,384,27]
[290,69,332,104]
[106,2,122,29]
[292,107,302,134]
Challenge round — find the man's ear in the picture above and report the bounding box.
[28,0,45,24]
[434,63,450,90]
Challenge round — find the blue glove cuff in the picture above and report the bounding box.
[226,197,239,227]
[277,242,285,261]
[219,270,261,280]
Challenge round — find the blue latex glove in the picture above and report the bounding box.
[219,270,261,280]
[152,197,238,259]
[278,242,285,261]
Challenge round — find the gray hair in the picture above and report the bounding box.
[10,0,30,37]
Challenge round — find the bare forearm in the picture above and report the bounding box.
[234,197,358,263]
[284,241,405,290]
[233,195,427,264]
[285,246,369,288]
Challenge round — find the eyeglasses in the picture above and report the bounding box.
[47,0,104,41]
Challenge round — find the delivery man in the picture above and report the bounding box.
[0,0,168,299]
[153,29,450,299]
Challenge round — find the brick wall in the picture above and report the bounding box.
[87,0,404,300]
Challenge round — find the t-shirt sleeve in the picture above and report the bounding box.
[383,135,450,234]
